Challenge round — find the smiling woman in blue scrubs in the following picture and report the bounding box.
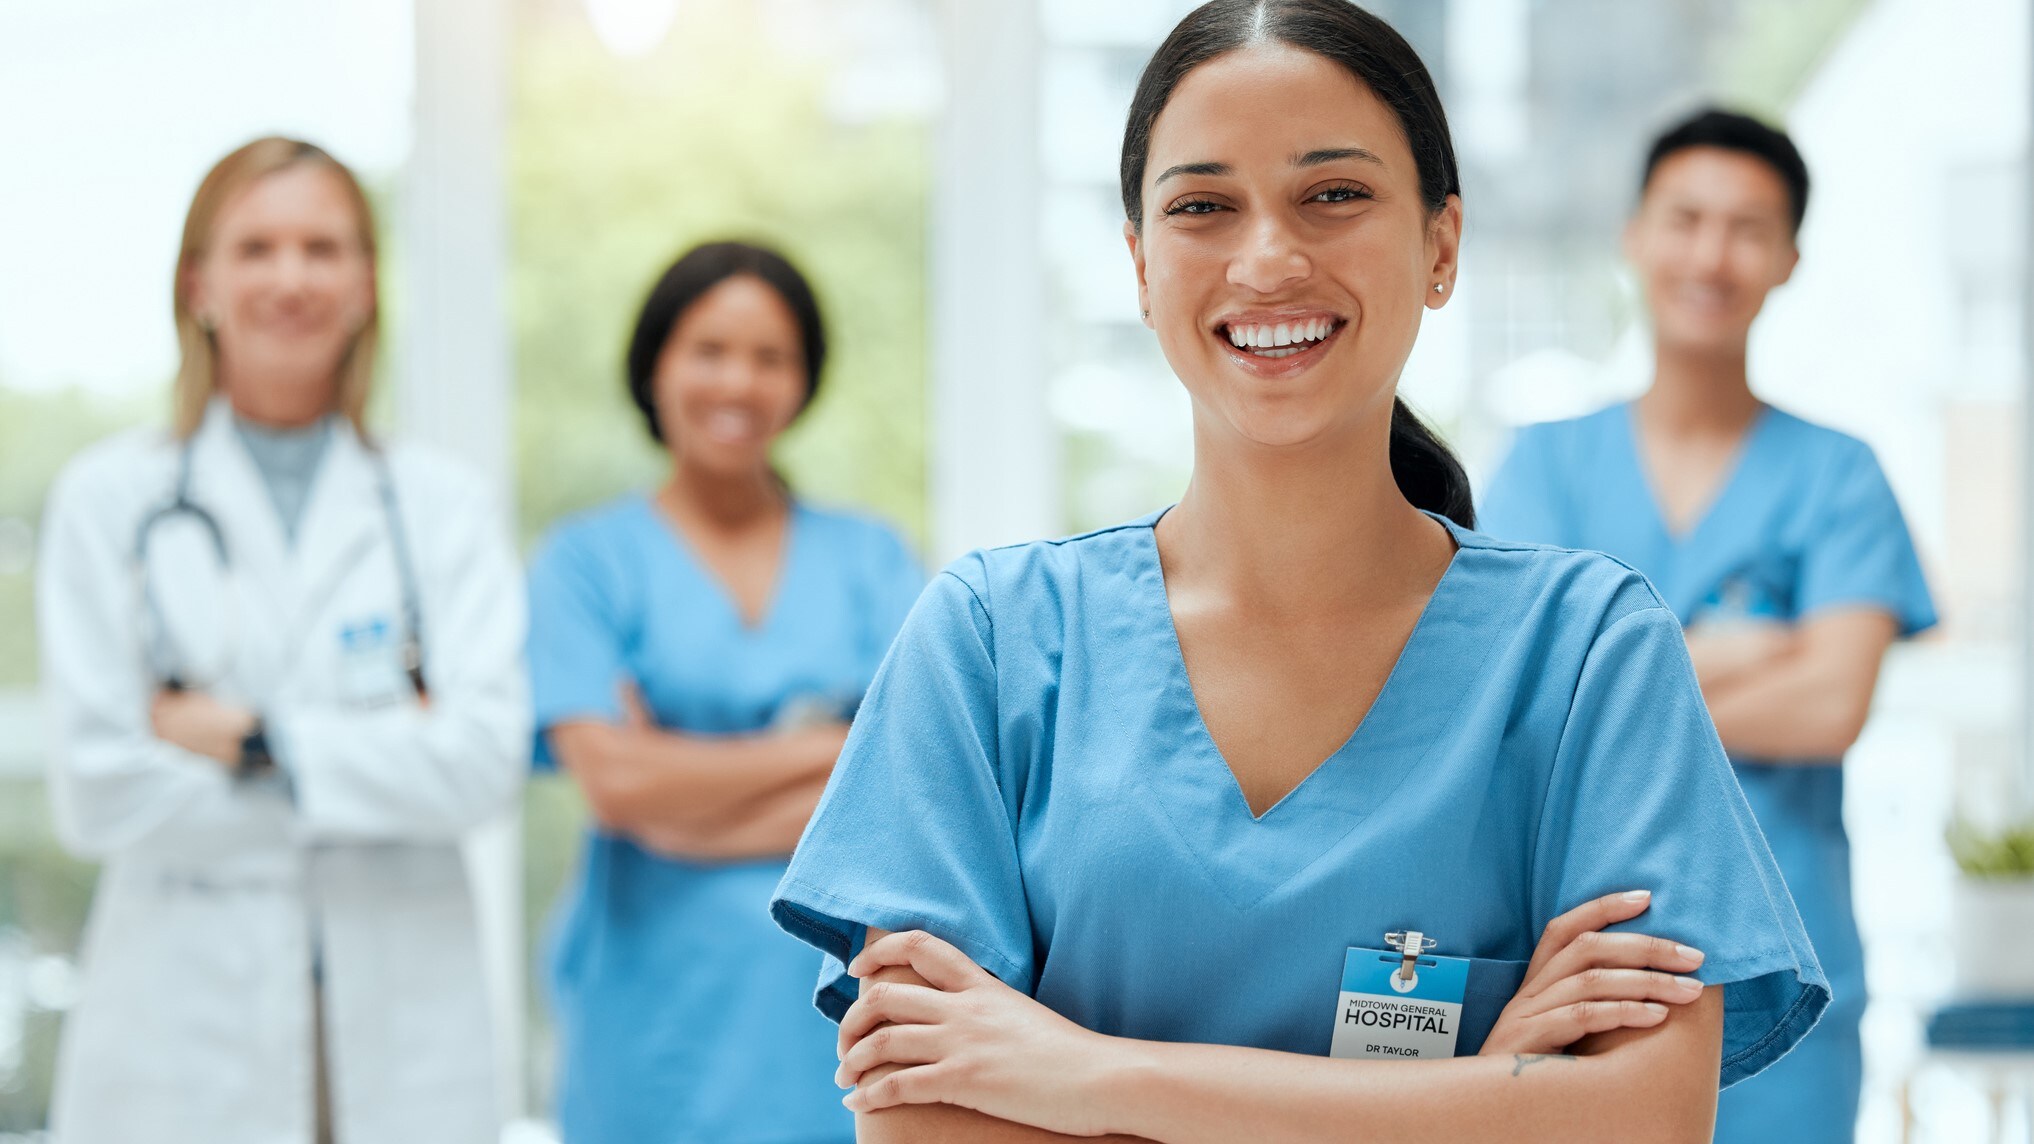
[526,242,923,1144]
[768,4,1826,1141]
[1480,111,1935,1144]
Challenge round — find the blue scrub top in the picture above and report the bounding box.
[770,510,1828,1092]
[1480,403,1935,1141]
[527,494,923,1144]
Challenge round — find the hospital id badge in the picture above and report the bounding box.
[1329,934,1467,1061]
[338,616,406,707]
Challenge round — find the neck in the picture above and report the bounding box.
[1160,407,1445,614]
[660,457,785,531]
[218,361,340,430]
[1640,337,1761,435]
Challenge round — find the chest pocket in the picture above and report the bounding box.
[1694,549,1802,626]
[333,613,410,708]
[1456,957,1531,1055]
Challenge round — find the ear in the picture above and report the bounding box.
[1773,242,1801,289]
[1620,213,1642,266]
[1124,219,1152,328]
[181,258,211,327]
[1424,195,1463,309]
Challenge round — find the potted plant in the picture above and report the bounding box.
[1948,818,2034,997]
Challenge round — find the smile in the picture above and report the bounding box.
[1214,313,1345,368]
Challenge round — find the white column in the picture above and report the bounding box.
[400,0,523,1128]
[930,0,1059,562]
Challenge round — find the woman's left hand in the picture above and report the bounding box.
[838,929,1123,1135]
[150,689,256,766]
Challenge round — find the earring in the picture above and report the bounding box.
[1142,309,1150,320]
[1432,283,1445,295]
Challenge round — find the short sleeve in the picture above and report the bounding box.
[1797,442,1936,637]
[1477,423,1572,546]
[524,525,630,771]
[771,562,1032,1022]
[1532,604,1829,1089]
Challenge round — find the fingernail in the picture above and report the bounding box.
[1622,889,1651,902]
[1676,944,1704,963]
[1675,975,1702,990]
[1643,1002,1667,1016]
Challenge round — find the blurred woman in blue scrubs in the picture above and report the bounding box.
[1481,110,1935,1143]
[768,5,1827,1141]
[525,241,923,1144]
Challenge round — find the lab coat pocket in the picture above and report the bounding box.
[1457,956,1531,1055]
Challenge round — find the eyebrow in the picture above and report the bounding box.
[1153,147,1386,187]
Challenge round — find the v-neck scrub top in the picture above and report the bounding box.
[770,511,1827,1091]
[526,495,923,1144]
[1479,403,1935,1142]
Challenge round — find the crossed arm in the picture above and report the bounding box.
[546,692,846,860]
[840,891,1723,1143]
[1685,608,1900,762]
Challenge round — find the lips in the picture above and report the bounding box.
[1213,310,1347,371]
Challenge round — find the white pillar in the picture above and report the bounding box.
[931,0,1059,562]
[399,0,523,1127]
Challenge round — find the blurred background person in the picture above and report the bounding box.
[34,137,530,1143]
[524,240,923,1144]
[1478,109,1936,1144]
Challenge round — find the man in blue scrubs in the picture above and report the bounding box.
[1480,109,1935,1142]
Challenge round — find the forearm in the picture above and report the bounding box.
[276,694,528,839]
[633,770,832,860]
[1703,662,1864,761]
[560,724,840,837]
[856,1067,1154,1144]
[1104,1031,1713,1144]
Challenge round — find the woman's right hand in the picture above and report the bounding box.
[1477,889,1707,1058]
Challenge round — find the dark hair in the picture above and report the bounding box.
[1119,0,1474,527]
[1642,108,1810,235]
[626,241,827,446]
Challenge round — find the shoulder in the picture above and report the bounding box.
[944,512,1160,609]
[1449,522,1670,639]
[1758,406,1892,500]
[46,425,178,525]
[1507,403,1627,453]
[529,495,649,578]
[795,501,919,562]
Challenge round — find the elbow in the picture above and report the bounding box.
[558,734,643,833]
[1806,695,1871,758]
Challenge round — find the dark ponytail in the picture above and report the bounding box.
[1122,0,1475,528]
[1390,400,1474,528]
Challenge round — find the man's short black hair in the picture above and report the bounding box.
[1642,108,1810,236]
[626,241,827,446]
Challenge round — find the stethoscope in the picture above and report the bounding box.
[133,434,428,697]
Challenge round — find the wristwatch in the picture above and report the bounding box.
[236,717,276,781]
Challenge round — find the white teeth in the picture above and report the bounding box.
[1223,320,1337,354]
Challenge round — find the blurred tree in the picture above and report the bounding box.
[510,0,931,550]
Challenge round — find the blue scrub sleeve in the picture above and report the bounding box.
[772,562,1033,1022]
[525,527,631,772]
[1797,442,1936,637]
[1533,603,1830,1089]
[1477,423,1571,545]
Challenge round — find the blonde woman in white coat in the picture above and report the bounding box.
[35,137,529,1144]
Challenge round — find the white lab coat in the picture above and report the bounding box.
[36,399,530,1144]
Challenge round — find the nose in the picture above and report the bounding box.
[1689,222,1732,276]
[1227,212,1311,296]
[273,246,313,297]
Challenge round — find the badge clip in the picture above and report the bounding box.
[1384,930,1438,987]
